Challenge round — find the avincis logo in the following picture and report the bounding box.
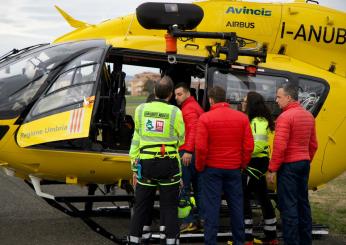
[226,6,272,16]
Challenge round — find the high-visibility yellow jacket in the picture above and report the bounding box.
[251,117,270,158]
[129,100,185,172]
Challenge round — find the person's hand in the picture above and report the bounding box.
[266,171,277,185]
[132,172,138,188]
[181,152,192,166]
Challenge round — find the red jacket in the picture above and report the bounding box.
[195,102,254,171]
[179,96,204,153]
[269,102,318,172]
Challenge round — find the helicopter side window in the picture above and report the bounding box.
[211,69,328,117]
[29,49,104,118]
[298,78,327,113]
[212,70,287,116]
[31,84,94,116]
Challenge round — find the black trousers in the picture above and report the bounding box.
[243,157,277,241]
[129,158,180,245]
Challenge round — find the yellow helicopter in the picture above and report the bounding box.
[0,0,345,240]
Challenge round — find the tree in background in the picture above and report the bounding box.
[143,79,155,95]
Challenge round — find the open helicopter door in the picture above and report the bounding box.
[16,45,109,147]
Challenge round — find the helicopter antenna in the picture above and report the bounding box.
[124,14,135,41]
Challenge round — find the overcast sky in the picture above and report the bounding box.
[0,0,345,56]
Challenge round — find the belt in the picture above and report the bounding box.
[138,174,181,186]
[140,144,177,157]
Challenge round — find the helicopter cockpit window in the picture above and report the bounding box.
[63,48,101,71]
[48,70,74,93]
[0,40,107,119]
[47,49,101,94]
[29,48,104,117]
[47,64,98,94]
[0,55,49,118]
[74,65,98,85]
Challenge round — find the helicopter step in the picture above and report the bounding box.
[151,223,329,243]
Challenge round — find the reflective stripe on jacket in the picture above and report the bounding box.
[251,117,270,158]
[129,100,185,171]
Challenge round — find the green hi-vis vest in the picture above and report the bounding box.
[129,101,185,171]
[251,117,270,158]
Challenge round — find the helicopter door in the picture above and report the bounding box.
[17,47,108,147]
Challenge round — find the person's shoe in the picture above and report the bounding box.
[227,240,253,245]
[254,238,279,245]
[263,239,279,245]
[196,219,204,232]
[180,222,198,233]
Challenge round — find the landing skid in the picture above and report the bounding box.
[24,176,329,244]
[25,176,133,244]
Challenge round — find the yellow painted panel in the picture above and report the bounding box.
[196,1,282,52]
[17,103,94,147]
[276,4,346,76]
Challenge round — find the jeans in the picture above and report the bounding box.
[179,150,203,223]
[202,167,244,245]
[277,160,312,245]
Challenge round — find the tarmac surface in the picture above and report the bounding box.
[0,171,345,245]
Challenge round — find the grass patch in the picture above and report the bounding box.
[310,172,346,234]
[126,95,147,117]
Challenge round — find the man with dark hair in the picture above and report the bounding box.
[279,83,298,101]
[174,82,204,232]
[195,86,254,245]
[267,83,318,245]
[207,85,226,103]
[129,75,185,245]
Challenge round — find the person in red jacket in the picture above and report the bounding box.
[195,86,254,245]
[174,82,204,232]
[267,83,318,245]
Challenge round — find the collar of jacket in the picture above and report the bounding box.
[181,96,196,108]
[283,101,300,111]
[210,102,230,110]
[151,99,169,104]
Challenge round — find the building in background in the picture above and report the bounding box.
[127,72,161,96]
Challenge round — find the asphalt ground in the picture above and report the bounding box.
[0,171,345,245]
